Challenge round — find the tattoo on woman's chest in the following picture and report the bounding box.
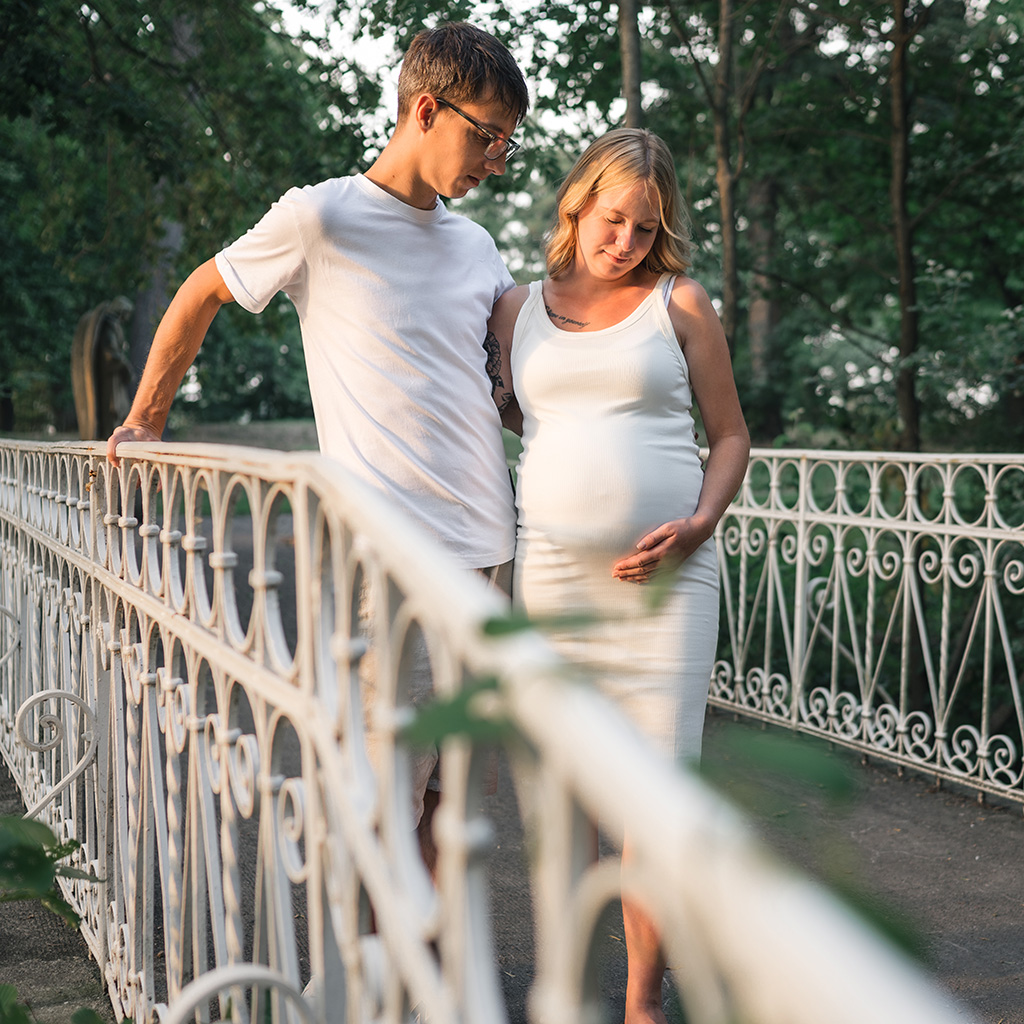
[545,303,590,329]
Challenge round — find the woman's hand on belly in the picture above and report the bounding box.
[611,514,713,584]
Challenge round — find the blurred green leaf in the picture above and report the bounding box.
[643,563,682,612]
[0,815,57,849]
[71,1010,112,1024]
[702,722,927,962]
[0,984,34,1024]
[700,726,857,811]
[482,610,600,637]
[481,611,534,636]
[830,877,931,965]
[54,864,101,882]
[0,817,59,895]
[0,814,88,926]
[401,676,516,747]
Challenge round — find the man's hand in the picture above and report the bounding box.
[106,422,162,467]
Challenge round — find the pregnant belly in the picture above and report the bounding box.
[515,422,703,554]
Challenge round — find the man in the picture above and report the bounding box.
[108,22,529,864]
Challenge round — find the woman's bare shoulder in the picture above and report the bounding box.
[669,274,714,309]
[667,274,727,351]
[496,282,532,310]
[491,282,534,329]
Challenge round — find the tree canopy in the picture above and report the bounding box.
[1,0,376,428]
[2,0,1022,450]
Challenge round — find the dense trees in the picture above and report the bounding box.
[2,0,1021,450]
[1,0,375,429]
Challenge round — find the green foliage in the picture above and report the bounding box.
[481,609,600,636]
[0,985,34,1024]
[0,983,112,1024]
[3,0,1023,449]
[0,818,113,1022]
[700,724,858,813]
[701,721,929,961]
[70,1010,109,1024]
[741,0,1024,449]
[912,264,1024,449]
[0,815,96,927]
[400,675,517,747]
[180,302,313,425]
[0,0,373,433]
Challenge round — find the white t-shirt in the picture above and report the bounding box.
[215,174,516,568]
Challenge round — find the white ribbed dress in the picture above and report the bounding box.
[511,275,719,763]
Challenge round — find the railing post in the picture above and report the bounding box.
[790,453,811,726]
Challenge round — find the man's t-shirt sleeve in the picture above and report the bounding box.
[215,187,310,314]
[493,248,516,303]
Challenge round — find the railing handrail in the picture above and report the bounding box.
[0,438,982,1023]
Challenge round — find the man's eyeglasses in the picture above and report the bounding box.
[436,97,521,161]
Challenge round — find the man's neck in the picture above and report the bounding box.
[364,145,439,211]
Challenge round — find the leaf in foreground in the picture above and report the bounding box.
[401,677,516,748]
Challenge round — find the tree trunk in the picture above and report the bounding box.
[713,0,739,352]
[619,0,643,127]
[127,14,194,424]
[890,2,920,451]
[747,175,778,385]
[128,217,184,384]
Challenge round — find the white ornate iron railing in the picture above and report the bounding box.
[713,449,1024,803]
[0,438,976,1024]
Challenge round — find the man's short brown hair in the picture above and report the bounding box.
[397,23,529,125]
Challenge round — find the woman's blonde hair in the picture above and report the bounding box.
[546,128,693,279]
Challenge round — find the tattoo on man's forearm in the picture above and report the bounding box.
[483,330,504,395]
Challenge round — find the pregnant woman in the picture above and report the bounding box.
[486,128,749,1024]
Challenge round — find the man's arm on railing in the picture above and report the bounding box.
[107,258,235,466]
